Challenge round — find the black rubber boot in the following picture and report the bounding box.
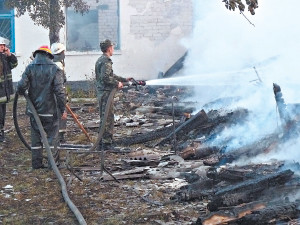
[32,148,44,169]
[0,129,5,142]
[58,132,66,143]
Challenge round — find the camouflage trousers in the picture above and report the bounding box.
[98,91,114,145]
[30,116,59,169]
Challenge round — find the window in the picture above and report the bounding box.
[66,0,120,52]
[0,0,15,52]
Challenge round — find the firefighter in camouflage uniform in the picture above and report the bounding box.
[0,37,18,142]
[95,39,130,150]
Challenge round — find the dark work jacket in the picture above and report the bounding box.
[17,53,66,118]
[0,52,18,103]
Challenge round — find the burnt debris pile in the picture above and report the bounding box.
[64,83,300,224]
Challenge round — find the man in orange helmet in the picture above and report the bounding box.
[17,46,67,169]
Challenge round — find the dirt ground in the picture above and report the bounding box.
[0,89,204,225]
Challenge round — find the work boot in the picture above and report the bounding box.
[32,148,44,169]
[58,132,66,143]
[0,129,5,142]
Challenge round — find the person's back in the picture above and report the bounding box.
[19,52,65,117]
[17,46,66,169]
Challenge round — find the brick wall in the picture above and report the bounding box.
[97,0,120,48]
[129,0,193,41]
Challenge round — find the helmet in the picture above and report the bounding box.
[33,45,54,59]
[0,36,9,45]
[51,43,66,55]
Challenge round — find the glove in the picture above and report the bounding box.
[126,77,133,81]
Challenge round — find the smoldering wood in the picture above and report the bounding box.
[157,110,209,146]
[217,133,280,166]
[207,169,294,211]
[206,162,284,183]
[195,146,221,159]
[227,201,300,225]
[180,145,221,160]
[122,159,160,167]
[196,201,267,225]
[114,123,183,146]
[171,178,215,201]
[161,51,188,78]
[156,105,196,117]
[176,108,249,151]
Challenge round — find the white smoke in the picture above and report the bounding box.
[181,0,300,160]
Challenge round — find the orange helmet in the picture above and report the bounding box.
[33,45,54,59]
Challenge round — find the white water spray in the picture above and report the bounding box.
[172,0,300,164]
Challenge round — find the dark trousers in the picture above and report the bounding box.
[30,116,59,168]
[58,108,67,141]
[0,103,6,129]
[99,91,114,145]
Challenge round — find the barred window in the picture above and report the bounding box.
[0,0,15,52]
[66,0,120,52]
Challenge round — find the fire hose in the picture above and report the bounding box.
[18,92,87,225]
[13,78,146,151]
[12,79,146,223]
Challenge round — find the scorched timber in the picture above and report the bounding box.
[114,123,182,146]
[196,201,266,225]
[227,201,300,225]
[219,133,279,165]
[157,109,209,146]
[207,169,294,211]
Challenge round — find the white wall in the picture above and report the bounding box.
[13,13,49,81]
[13,0,193,82]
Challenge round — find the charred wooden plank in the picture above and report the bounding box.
[207,167,257,183]
[207,169,294,211]
[156,105,196,117]
[218,133,280,166]
[171,178,215,201]
[180,145,221,160]
[114,123,182,146]
[122,159,160,167]
[197,201,266,225]
[195,146,221,159]
[228,201,300,225]
[157,110,209,146]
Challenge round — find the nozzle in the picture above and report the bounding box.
[137,80,146,86]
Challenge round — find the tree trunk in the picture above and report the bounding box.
[49,0,61,44]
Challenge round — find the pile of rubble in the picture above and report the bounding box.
[63,84,300,224]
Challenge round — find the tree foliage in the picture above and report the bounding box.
[222,0,258,15]
[5,0,89,44]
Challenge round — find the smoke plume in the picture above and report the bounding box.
[181,0,300,161]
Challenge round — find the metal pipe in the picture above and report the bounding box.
[171,96,178,154]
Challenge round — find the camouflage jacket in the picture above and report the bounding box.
[95,54,126,95]
[0,53,18,103]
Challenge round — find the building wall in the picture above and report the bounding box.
[13,0,193,82]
